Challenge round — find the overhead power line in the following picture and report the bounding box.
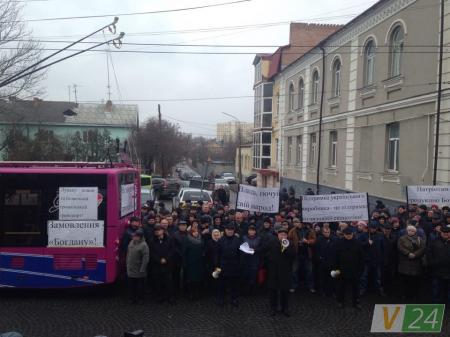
[6,47,447,55]
[14,39,444,49]
[17,0,252,23]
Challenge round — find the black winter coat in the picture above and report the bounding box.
[149,234,175,275]
[334,238,363,279]
[428,238,450,279]
[266,239,296,290]
[316,235,337,270]
[216,235,241,277]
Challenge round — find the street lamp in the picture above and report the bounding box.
[222,112,242,184]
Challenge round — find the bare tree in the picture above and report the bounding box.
[0,0,45,98]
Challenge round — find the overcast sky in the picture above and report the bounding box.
[22,0,378,137]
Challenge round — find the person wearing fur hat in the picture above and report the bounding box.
[126,229,150,304]
[265,228,296,316]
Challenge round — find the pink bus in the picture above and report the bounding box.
[0,161,140,288]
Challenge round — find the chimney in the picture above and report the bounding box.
[33,97,42,108]
[105,100,113,113]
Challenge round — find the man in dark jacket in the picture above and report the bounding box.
[216,222,241,306]
[428,224,450,304]
[381,223,398,295]
[334,227,363,309]
[316,227,337,297]
[358,222,385,297]
[172,220,188,298]
[149,224,176,303]
[266,228,296,317]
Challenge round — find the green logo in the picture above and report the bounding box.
[371,304,445,333]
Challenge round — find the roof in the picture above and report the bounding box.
[0,98,138,128]
[0,99,76,124]
[281,0,390,74]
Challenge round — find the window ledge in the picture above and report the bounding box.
[296,107,305,115]
[357,172,373,181]
[383,76,404,92]
[381,171,400,184]
[359,84,377,99]
[327,96,340,108]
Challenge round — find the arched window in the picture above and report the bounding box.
[389,25,404,77]
[288,83,295,111]
[332,58,341,97]
[298,78,304,109]
[364,40,376,85]
[312,70,320,104]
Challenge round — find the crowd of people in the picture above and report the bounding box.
[120,189,450,316]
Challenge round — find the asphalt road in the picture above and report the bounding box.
[0,285,448,337]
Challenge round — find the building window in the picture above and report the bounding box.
[255,61,262,83]
[389,25,404,78]
[387,123,399,171]
[287,137,293,164]
[309,133,317,166]
[364,40,376,86]
[296,135,302,165]
[332,59,341,97]
[298,78,304,109]
[312,70,320,104]
[329,131,337,168]
[288,83,295,112]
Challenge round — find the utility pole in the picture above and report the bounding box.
[73,84,78,103]
[433,0,445,185]
[316,46,326,195]
[158,104,164,176]
[238,123,242,184]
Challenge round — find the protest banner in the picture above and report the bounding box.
[302,192,369,223]
[59,187,98,220]
[406,185,450,207]
[48,220,104,247]
[236,185,279,213]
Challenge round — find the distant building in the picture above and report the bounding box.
[0,98,138,159]
[216,121,252,144]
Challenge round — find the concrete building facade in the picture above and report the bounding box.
[216,121,252,144]
[273,0,447,206]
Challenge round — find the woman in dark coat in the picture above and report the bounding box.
[206,229,221,294]
[265,228,296,316]
[397,225,426,299]
[183,227,205,300]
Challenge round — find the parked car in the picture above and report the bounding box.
[246,173,257,185]
[172,188,213,209]
[152,177,181,200]
[221,172,236,184]
[141,187,155,206]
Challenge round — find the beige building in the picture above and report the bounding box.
[235,144,253,181]
[273,0,448,206]
[216,121,252,144]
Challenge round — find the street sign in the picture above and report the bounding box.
[371,304,445,333]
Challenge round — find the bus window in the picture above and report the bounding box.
[0,173,107,247]
[119,172,137,218]
[140,176,151,188]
